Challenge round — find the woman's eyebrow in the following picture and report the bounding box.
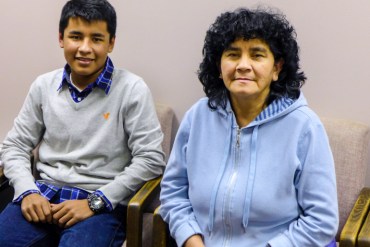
[250,46,268,53]
[224,46,240,52]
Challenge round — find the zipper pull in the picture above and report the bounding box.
[236,128,241,148]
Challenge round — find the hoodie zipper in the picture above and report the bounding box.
[223,127,241,247]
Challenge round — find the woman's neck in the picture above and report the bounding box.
[230,96,267,128]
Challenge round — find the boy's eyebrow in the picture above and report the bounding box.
[68,30,83,35]
[67,30,106,37]
[91,33,106,37]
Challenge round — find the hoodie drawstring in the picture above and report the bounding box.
[208,114,233,234]
[242,125,259,230]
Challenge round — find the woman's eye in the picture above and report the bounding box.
[253,53,265,58]
[227,53,238,57]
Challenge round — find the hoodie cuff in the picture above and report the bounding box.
[268,233,294,247]
[174,220,203,247]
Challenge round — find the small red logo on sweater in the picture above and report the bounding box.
[103,112,110,120]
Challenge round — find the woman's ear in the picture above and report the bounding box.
[273,59,284,81]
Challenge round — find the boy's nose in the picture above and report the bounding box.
[78,38,93,53]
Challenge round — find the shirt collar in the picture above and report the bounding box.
[57,57,114,95]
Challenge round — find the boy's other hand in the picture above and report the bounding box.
[21,193,52,224]
[51,199,94,228]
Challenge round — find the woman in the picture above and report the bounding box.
[160,8,338,247]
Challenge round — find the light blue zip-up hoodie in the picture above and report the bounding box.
[160,93,338,247]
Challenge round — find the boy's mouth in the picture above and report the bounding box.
[76,57,94,65]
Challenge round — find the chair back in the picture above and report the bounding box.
[321,118,370,239]
[125,103,176,247]
[155,103,175,159]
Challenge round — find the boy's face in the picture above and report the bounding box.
[59,17,115,87]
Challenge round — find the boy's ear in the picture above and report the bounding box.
[59,32,64,48]
[108,36,116,53]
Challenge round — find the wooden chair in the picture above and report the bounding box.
[152,118,370,247]
[0,103,176,247]
[125,103,176,247]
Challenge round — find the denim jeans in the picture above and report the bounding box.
[0,202,126,247]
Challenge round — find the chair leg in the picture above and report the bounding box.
[152,207,168,247]
[152,207,177,247]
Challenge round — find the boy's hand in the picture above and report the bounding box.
[21,193,52,224]
[51,199,94,228]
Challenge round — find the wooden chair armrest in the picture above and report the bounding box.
[357,188,370,247]
[152,206,168,247]
[340,187,370,246]
[126,176,162,247]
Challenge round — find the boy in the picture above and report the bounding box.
[0,0,165,246]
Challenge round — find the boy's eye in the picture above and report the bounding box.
[92,37,103,42]
[69,35,80,40]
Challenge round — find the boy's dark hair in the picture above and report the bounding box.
[59,0,117,40]
[198,7,306,110]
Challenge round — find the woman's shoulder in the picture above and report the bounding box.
[185,97,215,117]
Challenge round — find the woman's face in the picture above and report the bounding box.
[220,38,282,104]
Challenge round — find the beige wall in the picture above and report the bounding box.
[1,1,369,174]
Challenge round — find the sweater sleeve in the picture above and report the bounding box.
[159,110,203,247]
[98,79,166,208]
[268,120,339,247]
[1,80,45,199]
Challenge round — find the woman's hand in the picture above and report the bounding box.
[184,235,205,247]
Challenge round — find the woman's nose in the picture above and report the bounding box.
[236,55,252,71]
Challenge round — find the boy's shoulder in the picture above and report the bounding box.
[110,68,150,93]
[111,68,143,84]
[33,68,64,86]
[37,68,64,80]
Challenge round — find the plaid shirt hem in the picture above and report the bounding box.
[13,181,113,212]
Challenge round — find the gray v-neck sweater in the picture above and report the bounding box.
[1,68,165,207]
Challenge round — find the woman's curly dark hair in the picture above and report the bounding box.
[198,7,306,110]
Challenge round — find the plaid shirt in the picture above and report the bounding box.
[57,57,114,103]
[14,181,113,212]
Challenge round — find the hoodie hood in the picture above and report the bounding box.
[219,93,308,126]
[208,93,308,233]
